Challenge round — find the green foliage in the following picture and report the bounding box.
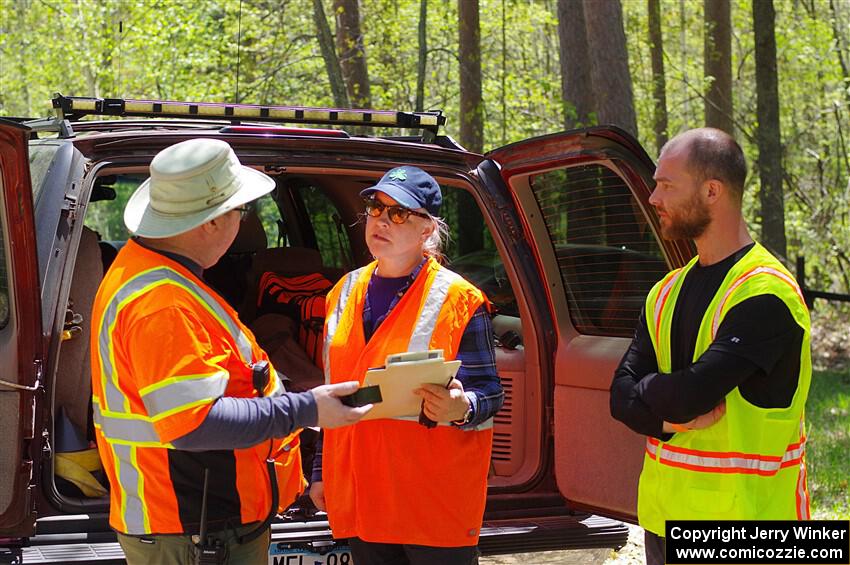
[623,0,850,293]
[1,0,847,524]
[0,0,847,291]
[84,176,138,242]
[806,368,850,519]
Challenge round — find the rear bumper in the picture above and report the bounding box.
[480,514,628,555]
[18,512,628,563]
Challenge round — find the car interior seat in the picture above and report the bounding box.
[55,226,102,438]
[204,209,268,308]
[240,246,341,322]
[54,225,108,498]
[243,246,345,393]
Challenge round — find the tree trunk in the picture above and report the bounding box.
[829,0,850,107]
[416,0,427,112]
[333,0,371,108]
[648,0,668,152]
[583,0,638,137]
[557,0,593,129]
[459,0,483,153]
[457,0,484,254]
[704,0,734,134]
[680,0,691,121]
[583,0,637,247]
[753,0,787,258]
[313,0,349,108]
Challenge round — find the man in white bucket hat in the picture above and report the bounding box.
[91,138,371,564]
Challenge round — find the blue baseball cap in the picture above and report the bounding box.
[360,166,442,216]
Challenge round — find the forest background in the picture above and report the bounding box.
[0,0,847,520]
[1,0,849,296]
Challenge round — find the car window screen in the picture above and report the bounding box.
[529,163,668,337]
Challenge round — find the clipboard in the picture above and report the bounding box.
[361,350,461,420]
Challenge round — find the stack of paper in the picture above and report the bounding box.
[362,350,461,420]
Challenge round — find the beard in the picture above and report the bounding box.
[658,194,711,240]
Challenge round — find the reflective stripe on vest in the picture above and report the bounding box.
[323,267,364,384]
[139,372,230,421]
[408,268,461,351]
[710,266,806,339]
[645,434,805,475]
[112,443,147,533]
[652,269,684,347]
[796,459,811,520]
[325,264,493,429]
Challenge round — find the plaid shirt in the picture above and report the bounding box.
[311,259,504,482]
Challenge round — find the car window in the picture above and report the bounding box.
[28,142,60,203]
[529,163,668,337]
[253,194,281,249]
[298,185,352,271]
[84,174,144,243]
[442,187,519,317]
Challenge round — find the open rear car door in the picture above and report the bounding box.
[0,119,43,541]
[483,127,693,521]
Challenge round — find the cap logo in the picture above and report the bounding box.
[388,169,407,181]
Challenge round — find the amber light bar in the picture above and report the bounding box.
[52,94,445,133]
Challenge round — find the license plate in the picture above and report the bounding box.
[268,544,353,565]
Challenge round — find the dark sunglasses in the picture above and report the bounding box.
[233,204,254,221]
[364,198,430,225]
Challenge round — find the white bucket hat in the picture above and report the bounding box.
[124,138,275,238]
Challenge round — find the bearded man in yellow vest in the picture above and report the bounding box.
[610,128,811,565]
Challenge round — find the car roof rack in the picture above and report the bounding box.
[51,94,446,142]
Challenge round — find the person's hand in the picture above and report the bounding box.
[663,401,726,433]
[311,381,372,429]
[309,481,326,511]
[686,400,726,429]
[415,379,470,423]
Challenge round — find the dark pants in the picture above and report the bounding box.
[644,530,666,565]
[349,537,479,565]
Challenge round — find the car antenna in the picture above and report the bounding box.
[235,0,243,104]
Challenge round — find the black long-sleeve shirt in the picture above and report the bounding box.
[610,244,804,439]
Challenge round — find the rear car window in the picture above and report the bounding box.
[28,142,61,203]
[530,163,668,337]
[442,187,519,317]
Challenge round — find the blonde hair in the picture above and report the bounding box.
[423,215,450,263]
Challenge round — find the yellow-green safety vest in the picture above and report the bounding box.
[640,242,811,535]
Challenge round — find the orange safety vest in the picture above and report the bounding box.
[91,239,305,535]
[322,258,494,547]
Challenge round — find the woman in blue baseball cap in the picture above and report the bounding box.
[311,165,504,564]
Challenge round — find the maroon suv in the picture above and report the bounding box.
[0,95,693,564]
